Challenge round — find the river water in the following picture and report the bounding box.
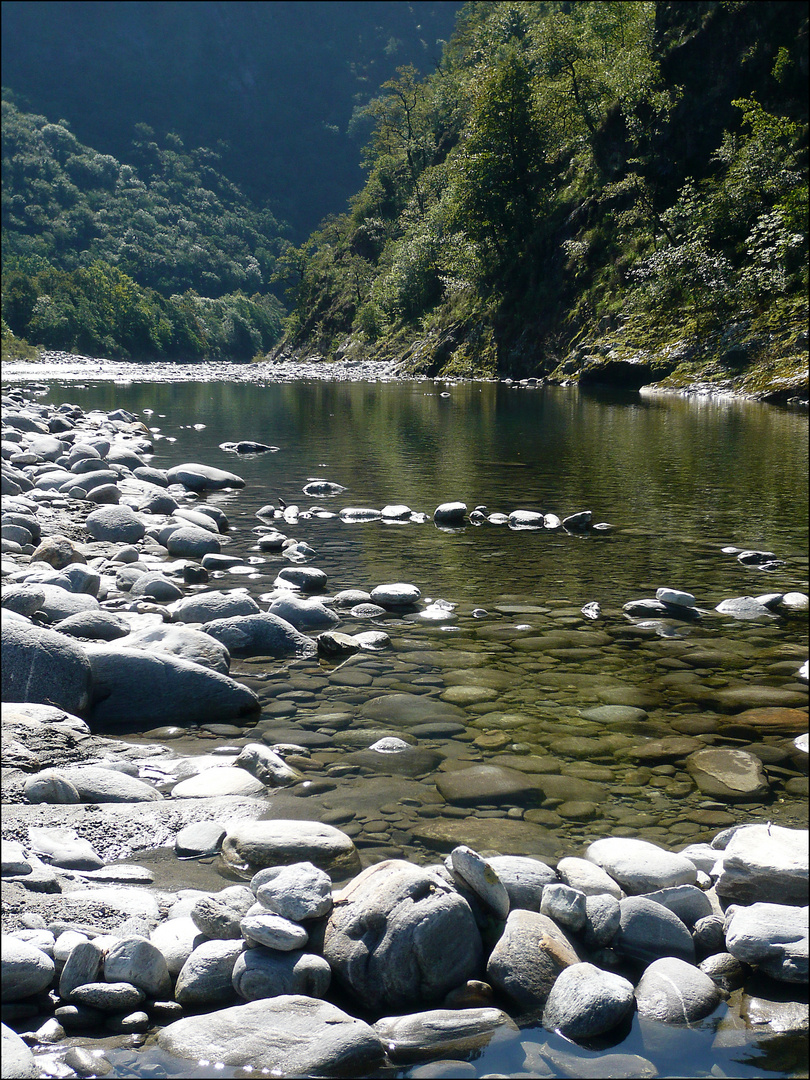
[5,370,809,1078]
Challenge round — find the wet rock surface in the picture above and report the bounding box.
[2,371,808,1078]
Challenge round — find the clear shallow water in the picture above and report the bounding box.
[8,375,808,1079]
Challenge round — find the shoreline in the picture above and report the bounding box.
[2,351,807,408]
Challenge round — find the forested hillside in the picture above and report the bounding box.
[1,99,285,360]
[277,0,808,401]
[1,0,462,242]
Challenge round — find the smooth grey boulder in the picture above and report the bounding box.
[202,612,317,659]
[433,502,466,525]
[221,820,360,878]
[484,855,558,911]
[614,896,695,966]
[268,594,340,631]
[373,1007,518,1064]
[323,859,483,1011]
[83,643,260,725]
[486,909,579,1012]
[166,463,245,491]
[85,505,145,544]
[59,939,103,999]
[234,743,302,787]
[1,1022,39,1078]
[128,571,184,602]
[232,948,330,1000]
[172,766,266,799]
[274,566,328,591]
[1,936,55,1002]
[585,837,698,895]
[713,824,809,905]
[22,769,81,804]
[370,582,421,608]
[174,939,244,1005]
[166,526,222,557]
[120,624,231,675]
[699,952,748,992]
[157,995,384,1076]
[634,957,721,1023]
[542,962,635,1039]
[252,862,333,922]
[71,982,146,1012]
[29,582,99,622]
[37,765,162,804]
[1,619,93,715]
[240,912,308,951]
[583,894,622,948]
[640,884,714,929]
[724,903,808,983]
[174,822,226,859]
[103,936,172,998]
[170,590,259,624]
[54,609,130,641]
[1,584,46,617]
[557,856,624,900]
[150,917,206,977]
[540,883,587,934]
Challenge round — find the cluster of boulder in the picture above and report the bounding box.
[2,822,808,1077]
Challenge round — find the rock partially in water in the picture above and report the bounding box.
[486,909,578,1012]
[725,902,807,983]
[201,612,316,659]
[84,643,260,725]
[542,961,634,1039]
[158,995,384,1075]
[166,462,245,491]
[373,1007,518,1064]
[634,957,721,1023]
[221,819,360,878]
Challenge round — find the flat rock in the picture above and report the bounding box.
[166,463,245,491]
[85,505,145,544]
[360,693,465,727]
[435,764,543,806]
[410,816,563,863]
[172,768,266,799]
[158,995,384,1075]
[685,747,770,801]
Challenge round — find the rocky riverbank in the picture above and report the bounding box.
[2,384,808,1078]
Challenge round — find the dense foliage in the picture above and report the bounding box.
[1,98,284,360]
[1,1,463,241]
[277,1,808,386]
